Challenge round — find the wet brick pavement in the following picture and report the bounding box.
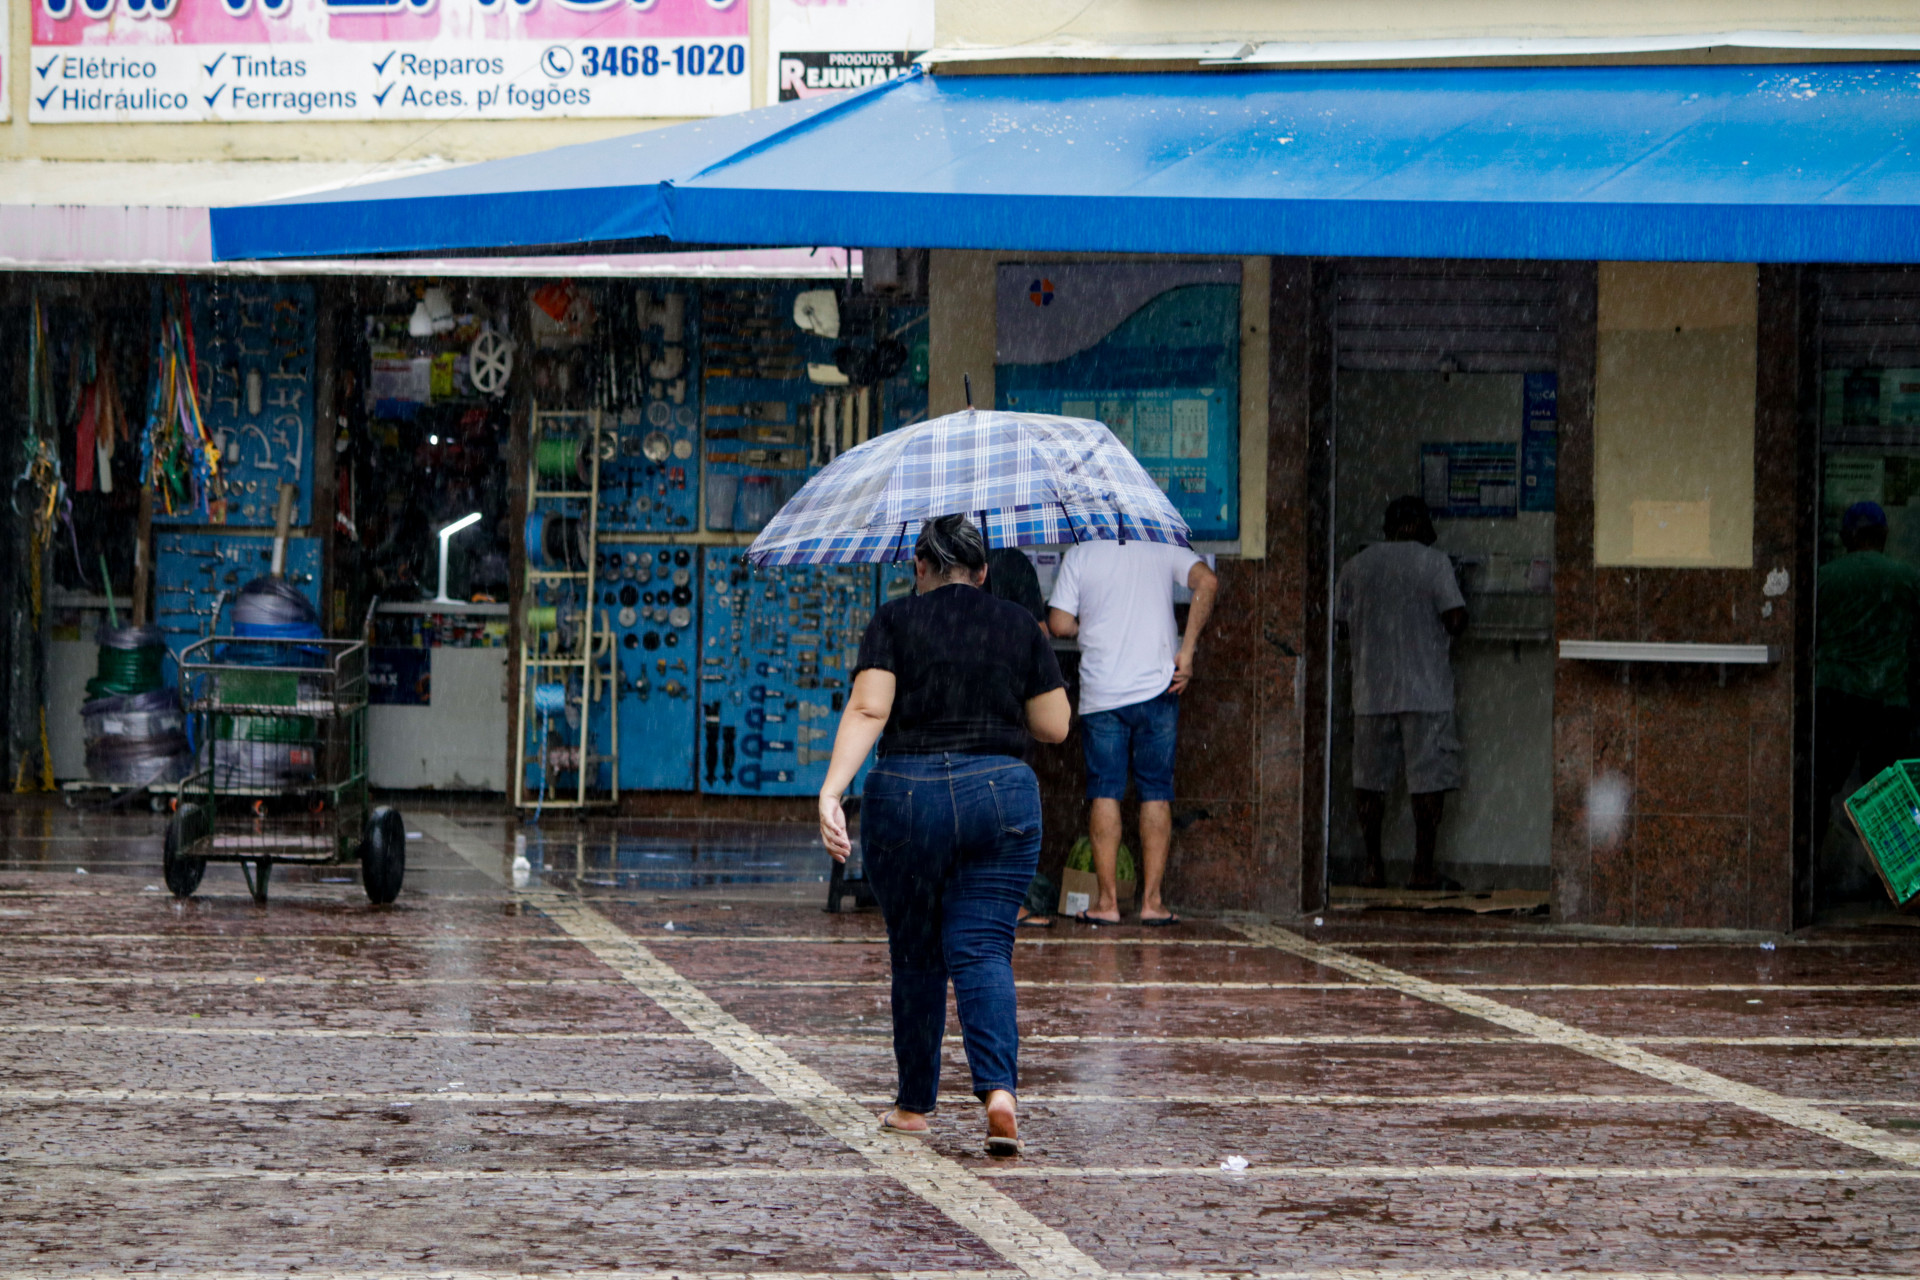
[2,804,1918,1278]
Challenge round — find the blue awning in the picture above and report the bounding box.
[213,63,1920,264]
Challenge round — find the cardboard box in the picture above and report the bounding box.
[1057,867,1136,919]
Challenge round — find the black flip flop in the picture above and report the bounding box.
[1139,914,1183,927]
[1072,911,1122,926]
[1016,914,1056,929]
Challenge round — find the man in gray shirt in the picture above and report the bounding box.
[1334,496,1468,890]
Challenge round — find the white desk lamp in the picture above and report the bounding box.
[432,512,483,605]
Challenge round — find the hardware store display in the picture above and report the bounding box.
[697,549,881,796]
[159,281,315,529]
[597,289,702,534]
[702,283,857,533]
[154,533,322,666]
[586,544,702,792]
[516,407,618,810]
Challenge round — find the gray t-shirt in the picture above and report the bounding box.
[1333,540,1465,715]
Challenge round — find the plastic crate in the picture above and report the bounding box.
[1843,760,1920,908]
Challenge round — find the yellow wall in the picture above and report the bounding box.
[1593,261,1757,569]
[939,1,1920,48]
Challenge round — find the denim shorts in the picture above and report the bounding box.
[1081,690,1180,802]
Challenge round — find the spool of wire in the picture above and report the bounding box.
[219,577,323,668]
[534,436,584,480]
[523,513,586,569]
[81,687,191,786]
[525,605,558,632]
[531,682,569,822]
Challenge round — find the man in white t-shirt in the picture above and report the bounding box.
[1334,496,1469,891]
[1048,539,1218,926]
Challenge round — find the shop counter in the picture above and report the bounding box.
[369,602,510,791]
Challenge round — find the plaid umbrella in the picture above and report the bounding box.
[745,408,1194,566]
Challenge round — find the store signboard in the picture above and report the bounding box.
[995,263,1242,543]
[29,0,748,123]
[769,0,929,102]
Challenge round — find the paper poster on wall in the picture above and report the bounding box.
[769,0,929,102]
[1520,371,1557,513]
[995,263,1242,543]
[30,0,748,123]
[1421,442,1519,519]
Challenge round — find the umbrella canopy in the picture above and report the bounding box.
[745,409,1192,567]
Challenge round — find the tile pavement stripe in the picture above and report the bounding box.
[1631,1035,1920,1046]
[1231,920,1920,1169]
[534,894,1109,1279]
[979,1165,1920,1181]
[1020,1033,1523,1044]
[15,1083,1918,1108]
[1120,1273,1918,1280]
[0,1024,696,1041]
[698,990,1359,997]
[26,1028,1900,1048]
[0,1273,1015,1280]
[3,934,577,943]
[0,1272,1898,1280]
[0,1089,771,1104]
[3,976,623,986]
[415,812,1109,1280]
[31,1168,877,1185]
[15,1164,1918,1185]
[652,935,1912,951]
[675,990,1920,997]
[16,973,1913,992]
[1463,983,1920,992]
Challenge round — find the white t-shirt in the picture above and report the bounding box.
[1332,540,1466,716]
[1049,540,1203,715]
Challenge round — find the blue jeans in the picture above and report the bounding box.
[861,753,1041,1113]
[1082,689,1181,801]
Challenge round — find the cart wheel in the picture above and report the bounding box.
[361,807,407,906]
[163,804,207,898]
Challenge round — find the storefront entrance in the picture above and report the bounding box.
[1324,265,1559,899]
[1810,267,1920,914]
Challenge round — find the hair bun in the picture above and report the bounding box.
[915,514,988,573]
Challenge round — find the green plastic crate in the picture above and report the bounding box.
[1843,760,1920,908]
[215,669,299,708]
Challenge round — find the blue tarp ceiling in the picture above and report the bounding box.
[213,63,1920,264]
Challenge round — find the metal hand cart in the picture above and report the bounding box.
[164,636,406,905]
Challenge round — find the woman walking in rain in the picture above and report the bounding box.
[817,515,1070,1155]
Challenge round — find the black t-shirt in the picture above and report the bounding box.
[854,583,1065,758]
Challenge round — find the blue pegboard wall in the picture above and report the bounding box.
[154,533,323,669]
[597,285,702,535]
[160,280,315,529]
[587,544,702,792]
[699,283,847,536]
[697,549,882,796]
